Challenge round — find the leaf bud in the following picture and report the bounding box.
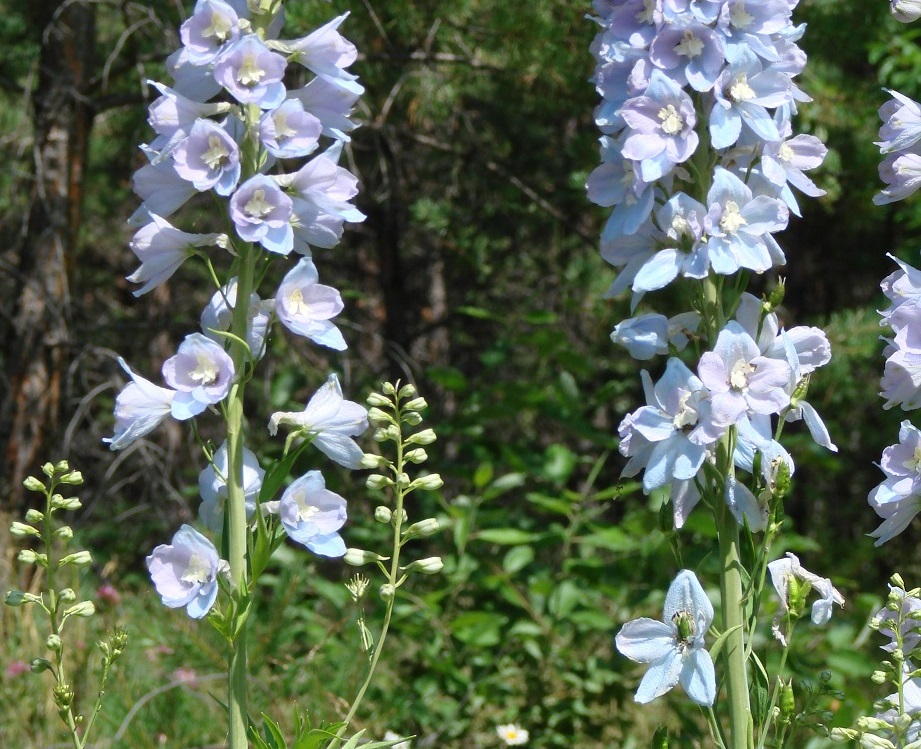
[368,407,394,426]
[53,525,74,541]
[402,411,423,426]
[42,462,56,477]
[409,474,444,491]
[59,588,77,603]
[360,453,389,469]
[343,548,389,566]
[398,382,417,399]
[379,583,396,600]
[24,509,44,524]
[406,429,436,446]
[23,476,46,492]
[366,474,394,491]
[404,448,428,464]
[403,397,428,411]
[10,522,39,538]
[403,518,440,538]
[64,601,96,618]
[403,557,444,575]
[366,392,391,408]
[51,495,82,511]
[46,634,62,652]
[31,658,54,674]
[60,551,92,567]
[374,506,393,524]
[60,471,83,486]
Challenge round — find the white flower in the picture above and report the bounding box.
[768,552,844,645]
[496,724,529,746]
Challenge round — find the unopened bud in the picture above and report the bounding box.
[64,601,96,618]
[53,683,74,709]
[402,411,423,426]
[5,590,42,606]
[857,717,893,733]
[368,407,394,426]
[23,476,46,492]
[18,549,47,566]
[10,522,39,538]
[892,0,921,23]
[379,583,396,600]
[409,474,444,491]
[779,679,794,720]
[42,462,56,477]
[829,728,859,743]
[871,670,888,684]
[24,509,44,524]
[859,735,896,749]
[404,557,444,575]
[46,634,62,652]
[60,471,83,485]
[382,382,397,395]
[343,548,389,566]
[398,383,416,399]
[766,280,785,311]
[51,496,82,511]
[406,429,436,446]
[31,658,54,674]
[404,448,428,464]
[403,397,428,411]
[374,506,393,523]
[54,460,70,473]
[403,518,440,538]
[395,472,411,488]
[896,713,914,733]
[366,392,391,408]
[360,453,388,469]
[60,551,92,567]
[891,573,907,590]
[869,617,883,630]
[53,526,74,541]
[59,588,77,603]
[366,474,394,491]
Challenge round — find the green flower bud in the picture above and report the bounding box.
[402,411,423,426]
[54,460,70,473]
[368,407,394,426]
[395,472,411,488]
[366,392,391,408]
[896,713,914,733]
[4,590,37,606]
[51,495,82,511]
[24,509,44,524]
[31,658,54,674]
[360,453,389,469]
[403,397,428,411]
[398,383,417,399]
[379,583,396,600]
[63,601,96,618]
[60,551,92,567]
[60,471,83,485]
[403,557,444,575]
[403,518,440,538]
[392,508,408,526]
[343,548,389,566]
[366,474,394,491]
[46,634,62,652]
[10,522,39,538]
[23,476,46,492]
[374,506,393,523]
[778,679,794,721]
[859,735,896,749]
[871,670,888,684]
[53,525,74,541]
[382,382,397,395]
[766,280,785,312]
[404,448,428,464]
[829,728,859,743]
[59,588,77,603]
[53,683,74,709]
[409,473,444,491]
[18,549,47,566]
[891,573,907,590]
[406,429,436,446]
[42,462,56,477]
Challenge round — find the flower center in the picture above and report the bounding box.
[902,446,921,475]
[729,1,754,29]
[729,359,753,390]
[672,611,696,650]
[245,188,274,218]
[720,201,748,234]
[728,73,756,103]
[673,391,699,431]
[295,494,320,524]
[635,0,656,24]
[674,29,704,59]
[273,110,297,141]
[287,287,311,317]
[204,11,233,42]
[190,353,219,386]
[778,142,794,163]
[181,553,211,585]
[202,135,230,170]
[237,54,266,88]
[658,104,684,135]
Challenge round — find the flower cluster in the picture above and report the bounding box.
[875,89,921,205]
[102,0,369,618]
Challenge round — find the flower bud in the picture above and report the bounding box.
[23,476,46,492]
[402,411,423,426]
[60,550,92,567]
[382,382,397,395]
[51,495,82,511]
[829,728,859,743]
[409,474,444,491]
[896,713,915,733]
[403,397,428,411]
[406,429,436,445]
[857,717,894,733]
[374,506,393,524]
[404,557,444,575]
[53,682,74,709]
[31,658,54,674]
[892,0,921,23]
[366,392,391,408]
[343,548,389,566]
[368,407,394,426]
[379,583,396,600]
[398,383,417,399]
[64,601,96,618]
[360,453,388,469]
[404,448,428,464]
[42,462,56,477]
[10,522,39,538]
[891,573,907,590]
[24,509,44,524]
[403,518,440,538]
[18,549,47,566]
[46,634,62,652]
[53,525,74,541]
[60,471,83,485]
[395,472,411,488]
[871,670,888,684]
[366,474,394,491]
[859,735,896,749]
[5,590,41,606]
[55,460,70,473]
[59,588,77,603]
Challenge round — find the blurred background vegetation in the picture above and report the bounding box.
[1,0,920,746]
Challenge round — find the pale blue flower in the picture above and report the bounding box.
[180,0,241,63]
[632,192,710,291]
[130,159,196,226]
[892,0,921,23]
[767,553,843,643]
[162,333,236,420]
[275,257,346,350]
[146,81,230,143]
[648,20,725,92]
[172,118,241,196]
[880,347,921,410]
[269,471,347,556]
[213,35,287,108]
[875,151,921,206]
[611,311,699,360]
[878,90,921,154]
[287,14,358,83]
[200,279,272,362]
[229,174,294,254]
[198,440,263,532]
[725,475,767,531]
[268,374,368,469]
[147,525,226,618]
[259,99,322,159]
[166,47,222,102]
[289,75,363,141]
[757,117,827,216]
[868,422,921,545]
[615,569,716,705]
[104,358,175,450]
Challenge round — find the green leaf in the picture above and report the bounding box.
[549,580,581,619]
[259,439,312,504]
[449,611,507,646]
[259,714,288,749]
[481,472,526,501]
[473,463,494,490]
[707,624,743,663]
[502,545,534,574]
[476,528,538,545]
[541,444,577,484]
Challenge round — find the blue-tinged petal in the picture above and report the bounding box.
[796,401,838,452]
[305,532,347,558]
[634,650,683,704]
[171,391,209,421]
[670,437,707,481]
[680,649,716,706]
[707,236,740,275]
[615,618,675,662]
[664,570,713,626]
[738,102,780,142]
[634,249,682,292]
[186,583,218,619]
[725,476,768,531]
[631,407,676,442]
[709,104,742,150]
[314,433,366,469]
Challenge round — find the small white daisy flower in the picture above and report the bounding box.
[496,724,529,746]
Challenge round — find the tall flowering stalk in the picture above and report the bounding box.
[106,1,367,745]
[588,1,840,745]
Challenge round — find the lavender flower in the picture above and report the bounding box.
[287,14,359,82]
[259,99,322,159]
[146,81,230,143]
[768,553,844,644]
[200,279,272,362]
[180,0,240,63]
[875,151,921,206]
[147,525,227,618]
[162,333,235,420]
[289,75,363,141]
[268,470,347,556]
[229,174,294,254]
[275,258,346,350]
[172,119,241,196]
[198,440,263,532]
[105,358,176,450]
[130,160,197,225]
[213,35,287,109]
[648,20,725,92]
[615,569,716,705]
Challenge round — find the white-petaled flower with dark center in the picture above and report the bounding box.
[615,569,716,705]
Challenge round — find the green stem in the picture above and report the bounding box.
[717,501,752,749]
